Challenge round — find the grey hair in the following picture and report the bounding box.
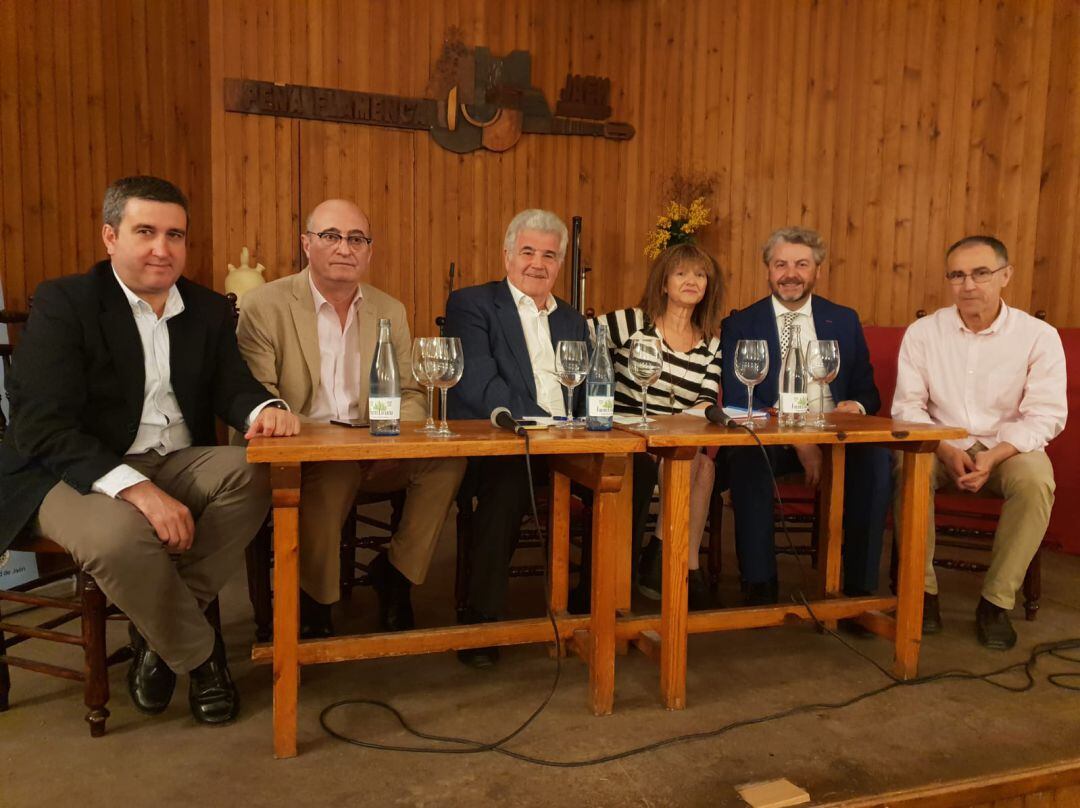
[946,235,1008,265]
[502,209,569,261]
[761,226,827,266]
[103,176,189,229]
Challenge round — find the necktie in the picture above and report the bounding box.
[780,311,799,357]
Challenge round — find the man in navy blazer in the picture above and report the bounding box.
[721,227,890,607]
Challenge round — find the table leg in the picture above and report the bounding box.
[818,445,846,628]
[588,484,617,715]
[548,469,571,615]
[271,463,301,759]
[659,454,691,710]
[895,450,932,679]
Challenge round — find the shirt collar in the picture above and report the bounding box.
[771,293,813,320]
[111,265,184,320]
[506,278,557,315]
[309,274,362,314]
[952,301,1010,335]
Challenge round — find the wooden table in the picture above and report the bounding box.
[615,412,966,710]
[246,421,644,758]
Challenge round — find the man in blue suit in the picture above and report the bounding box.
[721,226,890,607]
[446,209,657,667]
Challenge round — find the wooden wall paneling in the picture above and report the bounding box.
[0,0,25,309]
[841,0,873,316]
[17,2,46,298]
[1034,0,1080,325]
[826,0,859,305]
[50,4,78,287]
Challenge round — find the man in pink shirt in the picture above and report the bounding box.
[892,235,1067,650]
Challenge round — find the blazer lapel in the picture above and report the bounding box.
[758,298,783,404]
[288,270,323,397]
[96,266,146,415]
[355,285,378,406]
[494,282,538,402]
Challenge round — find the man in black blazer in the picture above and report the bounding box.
[0,176,300,724]
[721,227,891,606]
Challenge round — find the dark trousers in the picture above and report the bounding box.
[726,443,891,595]
[466,452,659,618]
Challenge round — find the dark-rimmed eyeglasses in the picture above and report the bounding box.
[945,265,1008,285]
[306,230,373,250]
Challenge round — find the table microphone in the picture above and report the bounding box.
[704,404,741,429]
[490,406,526,436]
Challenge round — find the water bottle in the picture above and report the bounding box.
[585,322,615,431]
[778,322,808,427]
[368,318,401,436]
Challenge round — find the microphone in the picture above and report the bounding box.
[490,406,526,436]
[705,404,741,429]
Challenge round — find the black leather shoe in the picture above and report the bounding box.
[637,538,662,601]
[369,552,415,632]
[743,578,779,606]
[688,569,713,611]
[975,597,1017,650]
[923,593,943,635]
[299,590,334,639]
[127,624,176,715]
[188,634,239,725]
[456,608,500,668]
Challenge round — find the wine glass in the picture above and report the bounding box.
[426,337,464,438]
[628,335,663,430]
[554,340,588,429]
[733,339,769,430]
[805,339,840,428]
[412,337,437,433]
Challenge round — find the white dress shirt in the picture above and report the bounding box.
[92,267,281,498]
[506,279,566,417]
[770,295,836,411]
[892,303,1067,453]
[306,277,364,422]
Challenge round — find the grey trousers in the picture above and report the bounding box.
[34,446,270,673]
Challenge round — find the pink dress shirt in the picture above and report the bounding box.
[891,303,1067,453]
[307,277,364,422]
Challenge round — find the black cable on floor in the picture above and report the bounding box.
[320,421,1080,766]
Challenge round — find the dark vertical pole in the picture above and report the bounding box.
[570,217,582,313]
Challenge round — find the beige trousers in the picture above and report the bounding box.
[892,445,1055,610]
[299,457,466,604]
[34,446,270,673]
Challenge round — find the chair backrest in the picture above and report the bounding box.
[1044,327,1080,551]
[862,325,907,415]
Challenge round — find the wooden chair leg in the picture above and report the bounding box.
[1023,548,1041,621]
[81,574,110,738]
[0,594,10,712]
[246,519,273,643]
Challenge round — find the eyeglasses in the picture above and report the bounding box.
[306,230,373,250]
[945,266,1008,285]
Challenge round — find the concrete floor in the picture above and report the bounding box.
[3,510,1080,808]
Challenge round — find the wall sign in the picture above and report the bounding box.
[224,44,634,154]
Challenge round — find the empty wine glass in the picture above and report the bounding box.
[412,337,437,433]
[805,339,840,428]
[554,340,588,429]
[733,339,769,430]
[628,335,663,431]
[426,337,464,438]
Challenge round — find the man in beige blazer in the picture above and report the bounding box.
[237,199,466,636]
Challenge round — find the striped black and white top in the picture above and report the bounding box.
[590,307,722,415]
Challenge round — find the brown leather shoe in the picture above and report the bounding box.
[923,593,943,635]
[975,597,1017,650]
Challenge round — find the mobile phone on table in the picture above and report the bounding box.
[330,418,369,428]
[517,419,538,427]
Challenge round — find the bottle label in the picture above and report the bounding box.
[588,396,614,417]
[779,392,808,413]
[368,396,401,420]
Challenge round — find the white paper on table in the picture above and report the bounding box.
[720,405,770,419]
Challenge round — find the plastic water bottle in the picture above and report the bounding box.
[368,318,401,436]
[778,322,808,427]
[586,322,615,431]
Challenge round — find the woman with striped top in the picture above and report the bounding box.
[591,242,724,609]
